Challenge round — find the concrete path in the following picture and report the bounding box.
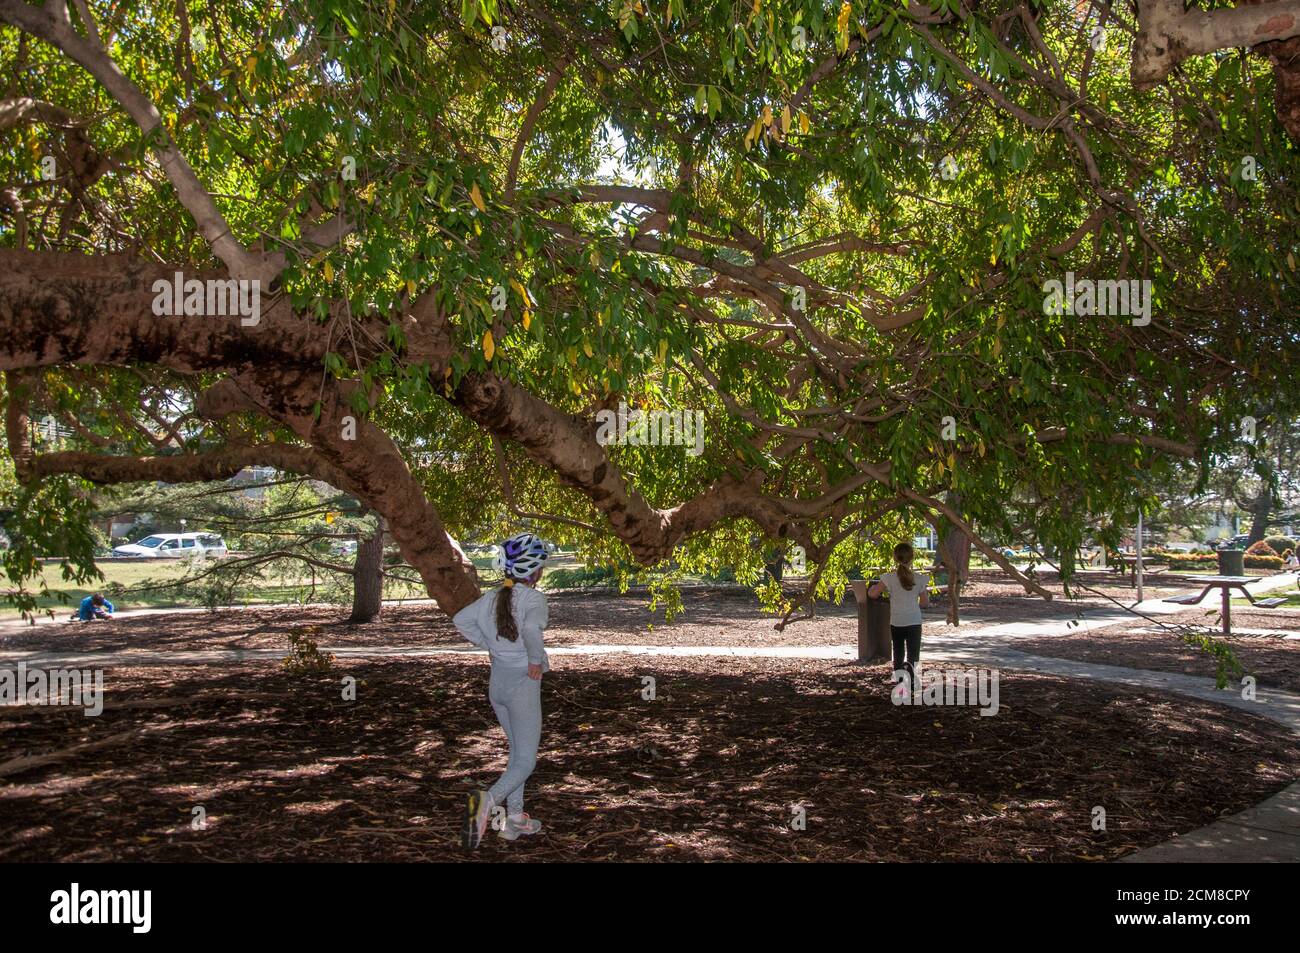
[3,571,1299,862]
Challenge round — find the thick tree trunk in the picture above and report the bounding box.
[1247,485,1274,545]
[219,367,483,615]
[938,493,972,581]
[934,494,972,625]
[348,517,385,624]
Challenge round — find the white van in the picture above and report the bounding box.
[112,532,228,558]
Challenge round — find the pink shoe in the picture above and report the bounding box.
[499,813,543,841]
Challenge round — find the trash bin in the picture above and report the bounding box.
[851,579,891,662]
[1217,547,1245,576]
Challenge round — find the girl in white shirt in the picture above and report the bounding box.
[454,532,551,848]
[867,542,930,690]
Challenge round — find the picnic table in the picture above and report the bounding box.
[1162,575,1288,636]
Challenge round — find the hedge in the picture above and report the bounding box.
[1245,554,1283,570]
[1151,551,1282,570]
[1154,551,1217,568]
[1264,535,1296,556]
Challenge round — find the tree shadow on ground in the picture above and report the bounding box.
[2,656,1295,862]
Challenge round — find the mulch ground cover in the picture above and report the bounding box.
[2,654,1295,862]
[1013,608,1300,694]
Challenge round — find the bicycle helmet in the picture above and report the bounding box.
[493,532,550,580]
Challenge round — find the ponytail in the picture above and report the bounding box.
[495,579,520,641]
[894,542,916,591]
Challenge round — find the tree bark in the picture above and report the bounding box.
[348,516,385,624]
[1247,484,1274,545]
[938,493,973,584]
[1132,0,1300,140]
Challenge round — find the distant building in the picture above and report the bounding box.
[229,466,277,499]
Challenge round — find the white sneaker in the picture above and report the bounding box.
[498,813,543,841]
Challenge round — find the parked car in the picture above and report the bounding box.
[112,532,227,558]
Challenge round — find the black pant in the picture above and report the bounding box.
[891,624,922,683]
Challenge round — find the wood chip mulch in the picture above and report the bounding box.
[1012,608,1300,694]
[2,655,1295,862]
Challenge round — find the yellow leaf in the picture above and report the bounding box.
[566,345,578,366]
[407,279,417,296]
[656,338,668,364]
[522,309,532,330]
[509,277,529,304]
[799,111,810,135]
[244,55,257,75]
[323,261,334,283]
[469,182,486,212]
[836,2,851,51]
[780,105,792,133]
[582,339,594,358]
[482,329,495,362]
[761,104,773,127]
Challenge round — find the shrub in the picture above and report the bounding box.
[1246,540,1275,556]
[282,627,334,673]
[545,564,623,588]
[1263,535,1296,557]
[1160,552,1217,568]
[1245,554,1283,570]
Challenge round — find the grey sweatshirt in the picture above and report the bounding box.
[452,583,550,671]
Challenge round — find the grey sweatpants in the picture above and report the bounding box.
[487,665,542,816]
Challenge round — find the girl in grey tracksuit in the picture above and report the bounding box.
[453,533,551,846]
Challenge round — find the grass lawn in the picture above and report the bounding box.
[3,551,593,620]
[1232,591,1300,609]
[1,557,430,620]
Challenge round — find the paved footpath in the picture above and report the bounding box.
[3,573,1298,862]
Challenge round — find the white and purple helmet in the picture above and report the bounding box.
[493,532,549,580]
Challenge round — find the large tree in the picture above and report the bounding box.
[2,0,1297,623]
